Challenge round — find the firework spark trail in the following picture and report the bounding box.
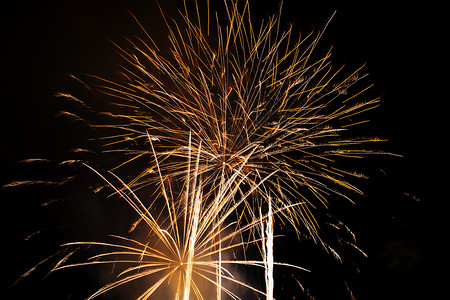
[55,136,308,299]
[260,199,274,300]
[76,0,390,245]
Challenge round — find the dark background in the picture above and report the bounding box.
[1,0,445,299]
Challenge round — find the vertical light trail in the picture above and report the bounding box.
[265,200,274,300]
[260,199,274,300]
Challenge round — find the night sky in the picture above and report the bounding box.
[1,1,445,299]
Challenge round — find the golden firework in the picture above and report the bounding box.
[86,0,382,242]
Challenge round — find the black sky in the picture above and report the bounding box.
[1,1,446,299]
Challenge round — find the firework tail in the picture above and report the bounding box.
[260,198,274,300]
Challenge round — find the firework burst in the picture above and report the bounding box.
[9,1,393,298]
[83,0,383,242]
[55,138,307,299]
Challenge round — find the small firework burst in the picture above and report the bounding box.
[55,141,307,299]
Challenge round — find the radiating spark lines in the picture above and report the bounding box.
[86,1,382,242]
[55,138,308,299]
